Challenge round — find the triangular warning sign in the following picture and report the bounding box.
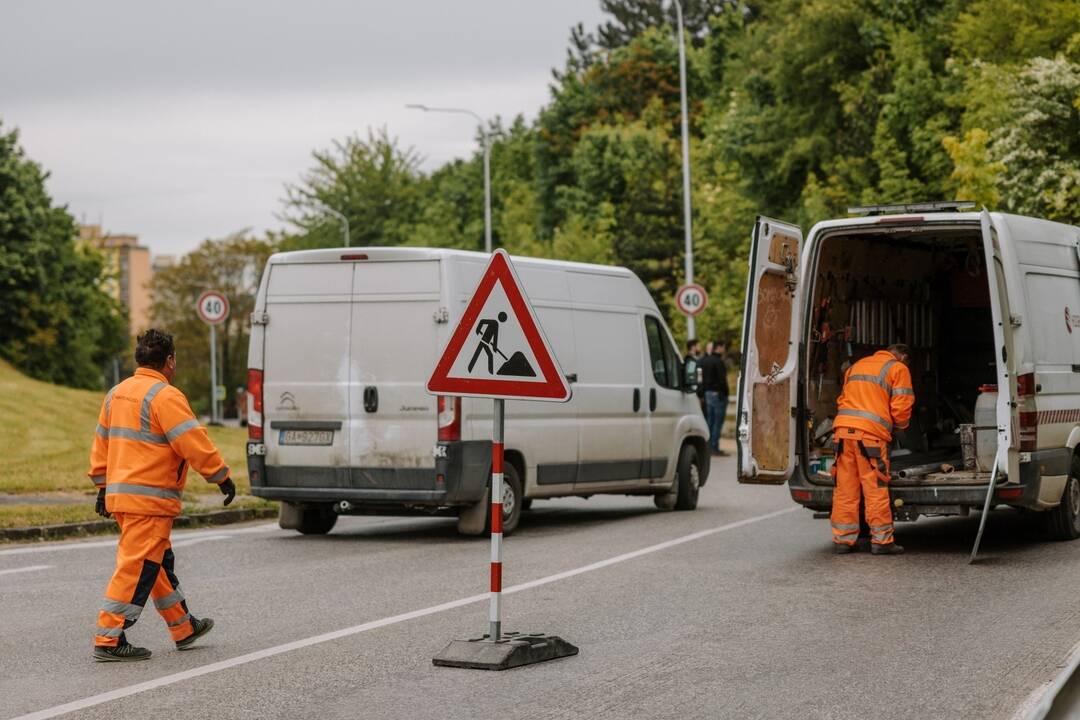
[427,250,572,402]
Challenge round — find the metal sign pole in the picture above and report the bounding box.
[209,323,218,424]
[489,398,504,641]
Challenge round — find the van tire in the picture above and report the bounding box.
[456,463,524,536]
[673,443,701,511]
[297,504,338,535]
[1044,461,1080,541]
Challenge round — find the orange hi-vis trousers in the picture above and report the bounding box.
[94,513,194,647]
[830,428,896,547]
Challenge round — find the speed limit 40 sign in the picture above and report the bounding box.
[675,283,708,317]
[196,290,230,325]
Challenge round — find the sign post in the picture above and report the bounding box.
[196,290,230,425]
[428,249,576,670]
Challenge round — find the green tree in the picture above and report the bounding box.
[149,233,274,415]
[0,121,126,389]
[281,128,422,249]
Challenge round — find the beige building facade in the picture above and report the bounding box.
[80,224,154,335]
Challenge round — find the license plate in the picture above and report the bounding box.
[279,429,334,446]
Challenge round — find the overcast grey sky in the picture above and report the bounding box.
[1,0,606,257]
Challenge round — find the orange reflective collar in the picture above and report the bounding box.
[134,367,169,384]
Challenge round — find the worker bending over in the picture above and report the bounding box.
[830,343,915,555]
[88,329,236,661]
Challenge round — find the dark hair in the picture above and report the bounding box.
[135,329,175,369]
[686,339,700,352]
[887,343,911,360]
[713,339,726,351]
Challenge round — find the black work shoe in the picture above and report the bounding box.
[871,543,905,555]
[93,643,152,662]
[833,543,856,555]
[176,617,214,650]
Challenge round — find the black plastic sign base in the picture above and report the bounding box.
[432,632,578,670]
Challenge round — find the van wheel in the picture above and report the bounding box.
[1044,460,1080,541]
[493,463,524,535]
[297,504,337,535]
[673,443,701,511]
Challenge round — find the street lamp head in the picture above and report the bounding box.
[406,103,430,112]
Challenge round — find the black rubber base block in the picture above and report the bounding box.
[432,632,578,670]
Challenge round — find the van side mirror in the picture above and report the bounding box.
[683,358,700,394]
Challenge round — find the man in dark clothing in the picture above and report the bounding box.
[698,341,729,455]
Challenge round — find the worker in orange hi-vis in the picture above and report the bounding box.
[88,329,236,662]
[830,343,915,556]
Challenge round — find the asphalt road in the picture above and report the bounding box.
[2,456,1078,720]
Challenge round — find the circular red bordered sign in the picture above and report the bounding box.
[675,283,708,317]
[196,290,230,326]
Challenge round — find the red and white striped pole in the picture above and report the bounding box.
[489,398,504,642]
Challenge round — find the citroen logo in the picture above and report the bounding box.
[277,392,297,411]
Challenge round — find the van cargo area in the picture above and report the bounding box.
[804,225,999,491]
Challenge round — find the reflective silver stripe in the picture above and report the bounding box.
[95,626,124,638]
[106,483,182,501]
[835,533,858,542]
[141,382,167,432]
[207,466,230,484]
[870,524,894,532]
[831,523,859,531]
[879,360,896,382]
[107,427,169,445]
[154,589,185,611]
[165,418,200,442]
[104,387,116,417]
[95,424,109,439]
[891,387,915,396]
[167,613,192,628]
[848,374,890,390]
[837,408,892,431]
[101,599,144,621]
[90,475,106,487]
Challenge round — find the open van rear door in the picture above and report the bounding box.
[737,217,803,484]
[980,211,1019,480]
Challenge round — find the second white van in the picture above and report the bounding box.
[245,248,710,535]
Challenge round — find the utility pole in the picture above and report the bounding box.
[674,0,696,339]
[407,104,492,253]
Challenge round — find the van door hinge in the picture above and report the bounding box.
[250,312,269,326]
[433,307,449,324]
[1010,313,1022,327]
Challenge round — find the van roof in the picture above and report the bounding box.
[265,246,636,277]
[810,211,1080,248]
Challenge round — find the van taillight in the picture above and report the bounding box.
[248,369,264,441]
[437,396,461,442]
[1017,373,1037,451]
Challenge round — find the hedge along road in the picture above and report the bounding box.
[2,457,1078,720]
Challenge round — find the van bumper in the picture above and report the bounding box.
[247,441,490,508]
[788,448,1068,516]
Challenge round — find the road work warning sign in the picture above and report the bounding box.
[427,249,571,402]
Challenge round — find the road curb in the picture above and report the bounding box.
[0,506,278,543]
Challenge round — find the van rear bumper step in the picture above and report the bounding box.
[253,486,450,504]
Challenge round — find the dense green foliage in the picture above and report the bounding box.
[0,123,126,389]
[283,0,1080,346]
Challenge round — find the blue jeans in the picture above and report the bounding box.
[705,391,726,452]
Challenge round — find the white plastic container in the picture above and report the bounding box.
[974,387,998,471]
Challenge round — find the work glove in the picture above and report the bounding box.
[218,478,236,507]
[95,488,111,519]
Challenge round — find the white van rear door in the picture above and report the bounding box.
[737,217,803,484]
[980,211,1018,477]
[349,259,441,470]
[263,262,353,468]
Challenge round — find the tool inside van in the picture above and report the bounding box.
[804,227,998,487]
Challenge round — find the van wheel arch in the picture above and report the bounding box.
[1043,452,1080,541]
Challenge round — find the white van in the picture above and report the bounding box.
[737,203,1080,541]
[245,247,709,535]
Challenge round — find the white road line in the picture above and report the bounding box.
[1012,637,1080,720]
[0,565,52,577]
[0,523,277,557]
[9,506,797,720]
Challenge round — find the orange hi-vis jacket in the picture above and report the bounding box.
[833,350,915,443]
[88,368,230,517]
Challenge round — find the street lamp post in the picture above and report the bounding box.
[673,0,696,340]
[319,204,350,247]
[407,103,492,253]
